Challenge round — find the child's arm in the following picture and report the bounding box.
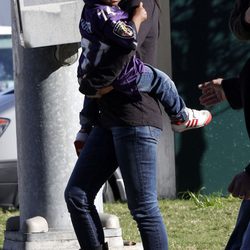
[96,2,147,51]
[131,2,147,33]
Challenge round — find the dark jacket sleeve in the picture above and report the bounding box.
[221,77,243,109]
[222,58,250,138]
[230,0,250,40]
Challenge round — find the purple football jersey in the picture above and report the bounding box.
[78,0,145,95]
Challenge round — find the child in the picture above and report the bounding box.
[75,0,212,153]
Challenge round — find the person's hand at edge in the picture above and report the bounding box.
[228,170,250,200]
[198,78,226,107]
[245,6,250,24]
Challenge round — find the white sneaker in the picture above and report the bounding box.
[171,108,212,133]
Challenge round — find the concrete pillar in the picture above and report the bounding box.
[3,2,86,249]
[157,0,176,198]
[12,32,80,232]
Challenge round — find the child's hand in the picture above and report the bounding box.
[96,86,114,96]
[245,6,250,24]
[133,2,147,24]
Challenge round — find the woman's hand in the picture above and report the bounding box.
[198,78,226,107]
[228,171,250,200]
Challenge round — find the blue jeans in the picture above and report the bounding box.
[64,126,168,250]
[225,200,250,250]
[137,65,187,121]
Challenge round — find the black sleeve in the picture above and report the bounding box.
[79,98,99,131]
[222,77,243,109]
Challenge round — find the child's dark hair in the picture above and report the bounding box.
[120,0,161,13]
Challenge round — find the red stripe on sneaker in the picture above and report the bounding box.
[187,119,198,128]
[205,113,212,126]
[190,119,195,127]
[186,120,191,128]
[194,119,198,127]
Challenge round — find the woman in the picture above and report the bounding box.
[199,1,250,249]
[64,0,169,249]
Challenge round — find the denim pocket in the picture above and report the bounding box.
[148,126,162,141]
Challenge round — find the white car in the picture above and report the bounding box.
[0,26,13,92]
[0,26,18,208]
[0,89,18,208]
[0,26,126,208]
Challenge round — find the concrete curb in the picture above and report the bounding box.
[123,243,143,249]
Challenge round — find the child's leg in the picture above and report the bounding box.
[137,65,187,121]
[136,65,212,132]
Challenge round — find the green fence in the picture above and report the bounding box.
[170,0,250,195]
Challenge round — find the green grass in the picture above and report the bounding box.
[105,195,241,250]
[0,195,241,250]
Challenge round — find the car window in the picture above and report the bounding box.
[0,34,13,92]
